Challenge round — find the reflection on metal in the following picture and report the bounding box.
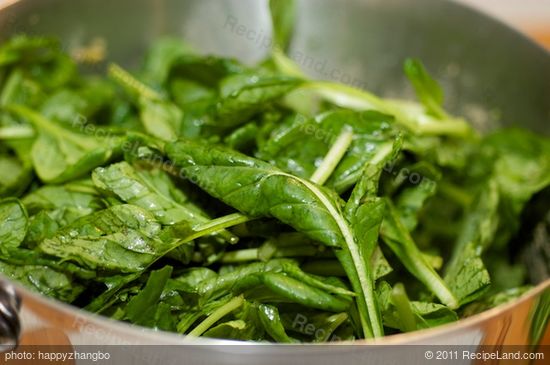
[529,287,550,346]
[0,279,21,351]
[0,0,21,12]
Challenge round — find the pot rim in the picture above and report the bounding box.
[12,277,550,346]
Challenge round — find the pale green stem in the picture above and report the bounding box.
[310,126,354,185]
[391,283,417,332]
[220,248,258,263]
[188,295,245,337]
[161,213,251,257]
[108,63,161,100]
[0,125,35,139]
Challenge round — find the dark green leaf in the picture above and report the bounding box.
[258,304,295,343]
[444,180,496,305]
[92,162,209,225]
[167,138,383,336]
[125,265,173,326]
[7,104,119,183]
[215,74,302,128]
[23,184,103,226]
[0,198,28,251]
[381,201,458,308]
[0,260,84,302]
[202,319,248,339]
[109,63,183,141]
[38,204,165,272]
[0,155,33,197]
[259,110,399,193]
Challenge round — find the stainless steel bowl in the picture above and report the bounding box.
[0,0,548,363]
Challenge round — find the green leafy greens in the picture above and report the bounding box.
[0,0,547,343]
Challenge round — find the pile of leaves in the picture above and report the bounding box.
[0,0,548,342]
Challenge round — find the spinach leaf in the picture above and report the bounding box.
[0,25,547,343]
[40,81,115,126]
[23,184,103,226]
[337,197,386,337]
[0,155,33,197]
[389,283,417,332]
[188,295,245,336]
[142,38,195,86]
[92,162,209,225]
[0,260,84,302]
[444,180,497,305]
[7,104,119,183]
[169,55,246,89]
[24,211,60,247]
[309,312,349,342]
[258,303,295,342]
[378,281,458,331]
[403,59,446,119]
[38,204,165,272]
[461,286,532,317]
[166,139,383,336]
[220,300,266,341]
[269,0,296,52]
[125,265,173,326]
[271,52,474,138]
[166,139,344,247]
[381,201,458,308]
[484,128,550,243]
[109,63,183,141]
[202,319,249,339]
[261,272,350,312]
[173,267,218,293]
[0,68,44,109]
[395,176,438,232]
[197,259,352,303]
[443,129,550,306]
[0,36,59,67]
[0,198,29,251]
[214,74,302,128]
[169,79,216,111]
[259,110,399,193]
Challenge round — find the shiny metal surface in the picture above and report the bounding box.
[0,0,548,362]
[0,279,20,351]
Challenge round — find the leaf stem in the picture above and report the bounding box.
[381,202,459,309]
[221,245,326,264]
[310,126,354,185]
[188,295,245,337]
[191,213,250,239]
[294,175,384,337]
[108,63,161,100]
[391,283,417,332]
[159,213,252,259]
[303,81,389,112]
[0,125,35,139]
[0,70,23,106]
[220,248,259,263]
[6,104,100,149]
[298,82,474,138]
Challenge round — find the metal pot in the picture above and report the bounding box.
[0,0,548,363]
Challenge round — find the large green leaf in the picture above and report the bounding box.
[7,104,119,183]
[166,138,383,337]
